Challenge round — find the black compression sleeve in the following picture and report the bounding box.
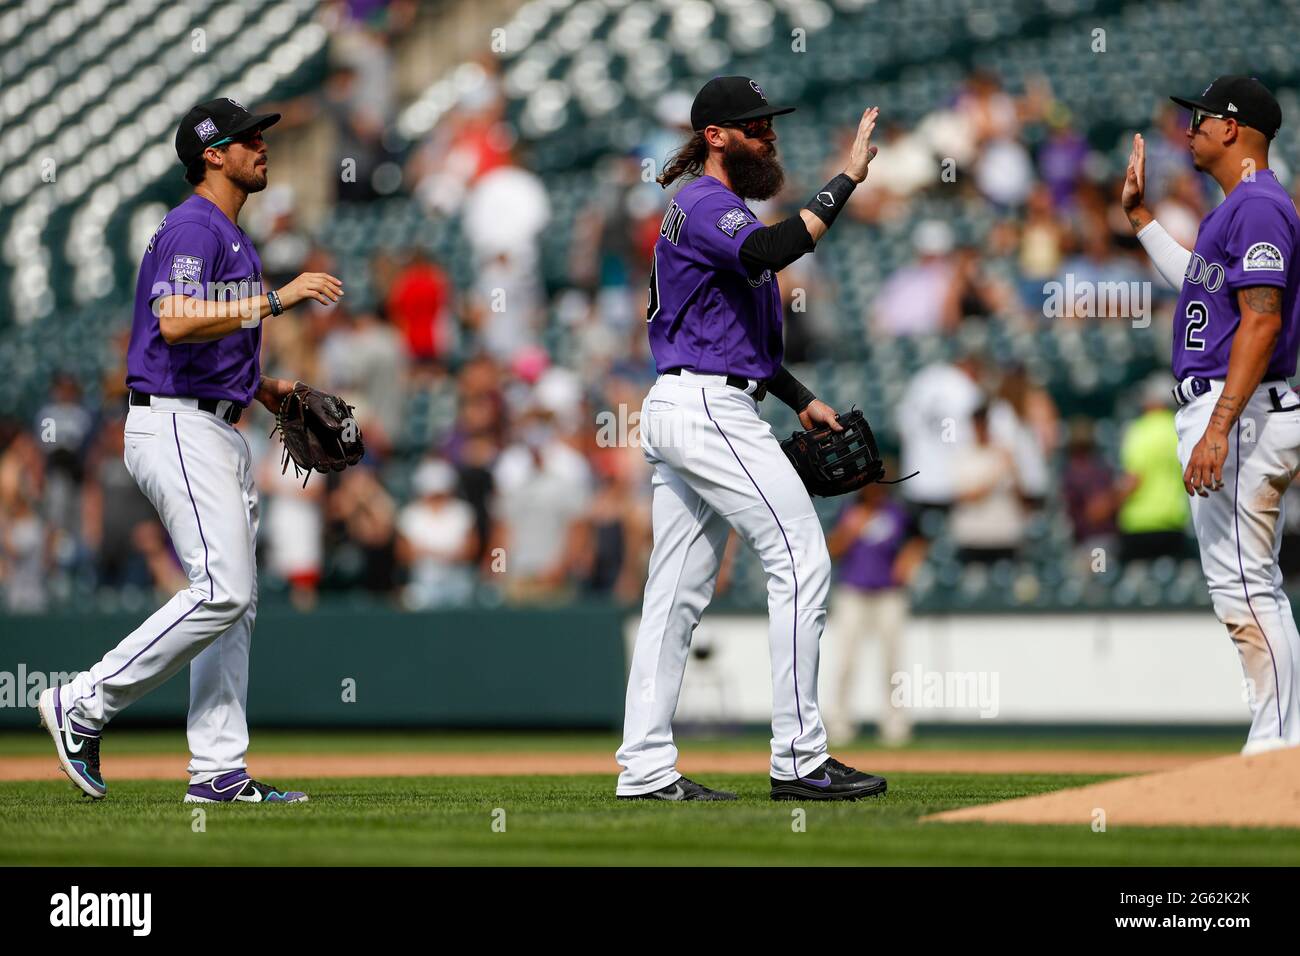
[738,215,815,277]
[766,365,816,413]
[804,173,856,228]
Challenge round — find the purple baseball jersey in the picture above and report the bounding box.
[837,500,913,592]
[1172,169,1300,381]
[646,175,783,379]
[127,194,264,405]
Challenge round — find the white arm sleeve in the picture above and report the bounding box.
[1135,219,1192,291]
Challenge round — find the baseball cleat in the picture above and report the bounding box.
[184,770,309,804]
[618,776,738,801]
[37,687,106,800]
[770,756,887,801]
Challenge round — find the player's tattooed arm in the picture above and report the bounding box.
[1242,285,1284,314]
[1209,285,1282,434]
[1184,284,1283,496]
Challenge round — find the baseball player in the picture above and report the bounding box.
[616,76,888,800]
[37,98,344,802]
[1124,76,1300,753]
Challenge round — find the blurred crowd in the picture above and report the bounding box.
[7,14,1300,614]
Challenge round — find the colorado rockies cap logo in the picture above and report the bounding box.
[750,79,766,101]
[226,97,244,110]
[194,117,219,142]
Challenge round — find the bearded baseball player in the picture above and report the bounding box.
[1124,76,1300,753]
[37,98,345,802]
[616,76,888,801]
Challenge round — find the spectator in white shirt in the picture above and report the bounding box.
[397,458,479,609]
[896,354,985,512]
[492,406,592,603]
[951,404,1027,563]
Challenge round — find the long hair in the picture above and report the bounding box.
[657,131,709,188]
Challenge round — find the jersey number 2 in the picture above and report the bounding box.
[1184,300,1208,351]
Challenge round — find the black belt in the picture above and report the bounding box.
[1172,376,1300,413]
[129,390,243,425]
[663,367,767,401]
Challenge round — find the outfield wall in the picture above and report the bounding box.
[0,607,1251,728]
[659,612,1250,727]
[0,605,626,728]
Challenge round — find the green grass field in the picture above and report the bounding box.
[3,728,1298,866]
[5,772,1300,866]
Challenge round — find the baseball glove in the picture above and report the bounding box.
[780,408,889,497]
[271,382,364,486]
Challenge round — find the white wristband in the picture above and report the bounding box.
[1135,219,1192,291]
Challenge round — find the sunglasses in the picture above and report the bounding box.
[1189,107,1227,132]
[211,128,265,149]
[719,116,774,138]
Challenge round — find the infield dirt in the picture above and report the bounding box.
[0,747,1202,783]
[926,744,1300,828]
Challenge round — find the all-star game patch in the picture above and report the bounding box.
[169,254,204,284]
[1244,241,1285,272]
[716,208,754,237]
[194,117,220,142]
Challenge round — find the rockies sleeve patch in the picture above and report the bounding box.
[716,208,754,237]
[169,254,204,283]
[1243,241,1284,272]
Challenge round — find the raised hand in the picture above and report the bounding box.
[843,107,881,184]
[1121,132,1147,215]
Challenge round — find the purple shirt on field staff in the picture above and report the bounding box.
[126,194,264,406]
[647,175,784,380]
[836,500,913,593]
[1172,169,1300,382]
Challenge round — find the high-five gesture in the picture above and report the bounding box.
[1121,132,1153,231]
[843,106,880,184]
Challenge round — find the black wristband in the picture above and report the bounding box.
[803,173,856,228]
[267,289,283,316]
[766,366,816,414]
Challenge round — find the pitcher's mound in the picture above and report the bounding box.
[925,744,1300,829]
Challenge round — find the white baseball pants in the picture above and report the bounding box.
[1176,378,1300,753]
[59,399,259,776]
[616,373,831,794]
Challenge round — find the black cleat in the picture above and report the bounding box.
[38,687,106,799]
[770,756,887,801]
[619,776,738,801]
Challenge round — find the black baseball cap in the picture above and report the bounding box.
[175,97,281,166]
[1170,75,1281,140]
[691,76,794,131]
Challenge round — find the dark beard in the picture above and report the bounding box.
[230,165,268,193]
[722,137,784,201]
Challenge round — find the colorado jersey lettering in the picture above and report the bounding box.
[646,175,784,379]
[1172,169,1300,379]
